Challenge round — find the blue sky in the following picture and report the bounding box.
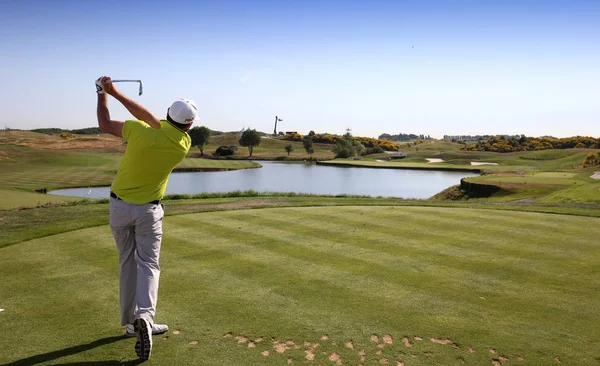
[1,0,598,138]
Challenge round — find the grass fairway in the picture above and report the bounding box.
[1,204,599,365]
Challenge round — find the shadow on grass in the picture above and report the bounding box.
[2,335,144,366]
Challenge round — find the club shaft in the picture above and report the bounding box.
[107,80,141,83]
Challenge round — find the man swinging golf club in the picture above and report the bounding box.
[96,76,197,360]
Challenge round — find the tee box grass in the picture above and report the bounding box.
[1,203,599,365]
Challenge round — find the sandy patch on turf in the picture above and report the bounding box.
[471,162,499,166]
[375,159,386,162]
[591,172,600,179]
[426,158,445,163]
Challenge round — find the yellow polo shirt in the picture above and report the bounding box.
[111,119,191,204]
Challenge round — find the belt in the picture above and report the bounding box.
[110,191,161,205]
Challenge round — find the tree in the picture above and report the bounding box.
[285,143,293,157]
[302,136,313,157]
[188,126,211,156]
[239,129,261,157]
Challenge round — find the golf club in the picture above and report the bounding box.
[108,79,143,96]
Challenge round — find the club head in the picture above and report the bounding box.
[138,81,143,96]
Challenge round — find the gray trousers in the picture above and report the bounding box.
[109,197,164,327]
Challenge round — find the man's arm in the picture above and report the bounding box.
[101,77,161,130]
[97,93,124,138]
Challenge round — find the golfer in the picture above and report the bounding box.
[96,76,196,360]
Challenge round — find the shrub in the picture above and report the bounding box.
[336,148,351,158]
[283,133,304,141]
[213,146,237,156]
[365,146,384,155]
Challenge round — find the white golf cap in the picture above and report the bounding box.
[168,98,199,124]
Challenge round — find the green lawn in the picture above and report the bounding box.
[1,202,599,365]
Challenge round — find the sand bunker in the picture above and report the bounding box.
[426,158,445,163]
[471,162,499,166]
[591,172,600,179]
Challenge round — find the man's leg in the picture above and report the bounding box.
[109,198,137,326]
[133,203,164,327]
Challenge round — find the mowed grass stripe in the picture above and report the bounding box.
[185,208,599,316]
[165,221,443,311]
[164,221,493,345]
[161,240,420,338]
[302,206,599,261]
[232,206,598,286]
[164,208,599,359]
[168,208,598,331]
[327,205,597,249]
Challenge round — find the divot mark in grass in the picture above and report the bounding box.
[402,337,413,347]
[161,336,168,341]
[423,351,432,356]
[371,334,380,343]
[468,347,475,353]
[414,336,422,341]
[235,336,248,344]
[328,352,342,365]
[321,335,329,341]
[287,357,294,364]
[274,341,290,353]
[345,341,354,349]
[189,340,198,345]
[492,359,501,366]
[397,361,405,366]
[223,332,233,338]
[255,336,264,343]
[377,343,385,349]
[383,334,393,344]
[261,350,270,357]
[380,358,389,364]
[305,350,315,361]
[431,338,453,345]
[554,356,561,363]
[489,348,497,354]
[458,356,466,364]
[452,342,460,349]
[172,330,181,335]
[517,355,525,361]
[376,349,383,355]
[499,355,509,361]
[248,342,256,348]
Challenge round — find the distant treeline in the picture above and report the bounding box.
[443,134,526,141]
[460,135,600,152]
[29,126,229,136]
[31,127,102,135]
[283,132,399,151]
[378,133,432,141]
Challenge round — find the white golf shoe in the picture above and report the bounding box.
[125,322,169,337]
[133,318,153,360]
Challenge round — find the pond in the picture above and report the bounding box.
[50,161,478,199]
